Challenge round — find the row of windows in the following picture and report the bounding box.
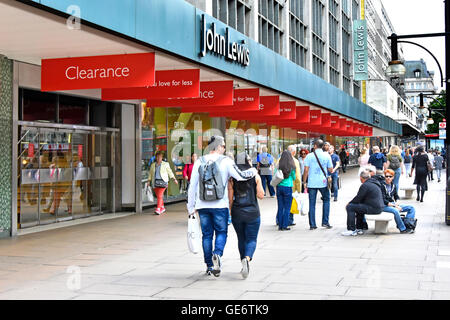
[212,0,252,36]
[405,82,433,90]
[258,0,284,54]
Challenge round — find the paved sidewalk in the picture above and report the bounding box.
[0,168,449,300]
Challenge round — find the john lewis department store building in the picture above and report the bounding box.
[0,0,401,237]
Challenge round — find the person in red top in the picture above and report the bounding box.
[183,153,198,189]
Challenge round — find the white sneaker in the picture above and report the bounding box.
[241,258,249,279]
[212,254,221,277]
[356,229,364,235]
[341,230,358,236]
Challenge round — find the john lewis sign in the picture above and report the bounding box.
[353,20,368,81]
[200,14,250,67]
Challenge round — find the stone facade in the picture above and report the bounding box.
[0,56,13,238]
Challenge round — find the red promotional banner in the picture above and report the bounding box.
[28,143,34,158]
[272,105,310,127]
[309,110,322,126]
[252,101,296,123]
[101,69,200,100]
[78,145,83,160]
[147,80,233,107]
[229,96,280,119]
[181,87,259,113]
[41,52,155,91]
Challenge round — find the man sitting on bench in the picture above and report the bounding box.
[342,170,384,236]
[375,169,417,234]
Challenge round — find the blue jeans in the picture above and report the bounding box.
[276,186,293,229]
[393,167,401,194]
[231,216,261,260]
[261,175,275,196]
[198,208,229,268]
[383,204,415,231]
[308,187,330,228]
[331,173,339,200]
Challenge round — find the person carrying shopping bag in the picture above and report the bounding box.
[148,151,178,215]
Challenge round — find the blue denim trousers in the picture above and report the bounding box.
[261,174,276,196]
[383,204,416,231]
[331,173,339,200]
[276,185,293,229]
[198,208,229,268]
[308,187,330,228]
[231,216,261,260]
[393,167,402,194]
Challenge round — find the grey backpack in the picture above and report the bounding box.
[389,155,401,170]
[198,156,226,201]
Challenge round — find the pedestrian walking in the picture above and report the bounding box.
[328,145,340,202]
[427,149,435,181]
[275,150,296,231]
[303,139,333,230]
[368,146,387,173]
[434,151,444,182]
[339,147,349,173]
[187,136,257,277]
[183,153,198,192]
[358,147,370,167]
[375,169,416,233]
[228,152,265,279]
[287,145,302,226]
[404,149,412,178]
[342,170,384,236]
[299,149,309,192]
[386,145,404,194]
[410,145,429,202]
[256,146,276,197]
[148,151,178,215]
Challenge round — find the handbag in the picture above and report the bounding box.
[187,213,202,254]
[313,150,332,190]
[154,178,168,188]
[427,160,433,173]
[270,168,284,187]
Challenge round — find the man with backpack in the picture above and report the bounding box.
[187,136,258,277]
[256,146,275,197]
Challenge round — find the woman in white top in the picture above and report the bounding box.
[358,148,370,167]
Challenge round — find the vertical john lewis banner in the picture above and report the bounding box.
[353,20,368,81]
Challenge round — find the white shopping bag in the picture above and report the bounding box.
[142,182,154,202]
[187,213,202,254]
[299,192,309,216]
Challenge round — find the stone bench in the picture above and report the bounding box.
[400,186,415,199]
[365,212,394,234]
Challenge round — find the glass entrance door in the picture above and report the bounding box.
[17,125,116,229]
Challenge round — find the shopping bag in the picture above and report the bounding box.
[145,183,154,202]
[187,213,202,254]
[299,191,309,216]
[290,197,299,214]
[270,169,284,187]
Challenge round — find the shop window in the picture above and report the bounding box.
[59,95,87,125]
[21,88,57,122]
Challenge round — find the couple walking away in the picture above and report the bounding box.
[187,136,264,279]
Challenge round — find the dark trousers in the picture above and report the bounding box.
[345,203,381,231]
[260,174,276,196]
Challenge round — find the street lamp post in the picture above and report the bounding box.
[386,0,450,225]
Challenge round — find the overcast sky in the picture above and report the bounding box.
[381,0,446,91]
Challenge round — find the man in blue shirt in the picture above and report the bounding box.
[328,145,340,202]
[368,146,386,171]
[256,146,275,197]
[302,139,333,230]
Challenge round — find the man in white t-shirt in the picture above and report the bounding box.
[187,136,257,277]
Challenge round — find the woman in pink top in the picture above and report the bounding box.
[358,148,370,167]
[183,153,198,188]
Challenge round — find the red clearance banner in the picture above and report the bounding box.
[147,80,233,107]
[41,52,155,91]
[181,87,259,113]
[209,96,280,118]
[252,101,296,123]
[101,69,200,100]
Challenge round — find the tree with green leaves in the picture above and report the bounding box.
[426,90,446,134]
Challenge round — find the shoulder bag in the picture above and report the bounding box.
[313,151,332,190]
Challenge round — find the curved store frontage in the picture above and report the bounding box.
[0,0,402,237]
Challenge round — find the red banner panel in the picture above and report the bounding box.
[321,113,331,127]
[101,69,200,100]
[147,80,233,107]
[181,87,259,113]
[309,110,322,126]
[252,101,296,123]
[231,96,280,119]
[271,105,310,127]
[28,143,34,158]
[41,52,155,91]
